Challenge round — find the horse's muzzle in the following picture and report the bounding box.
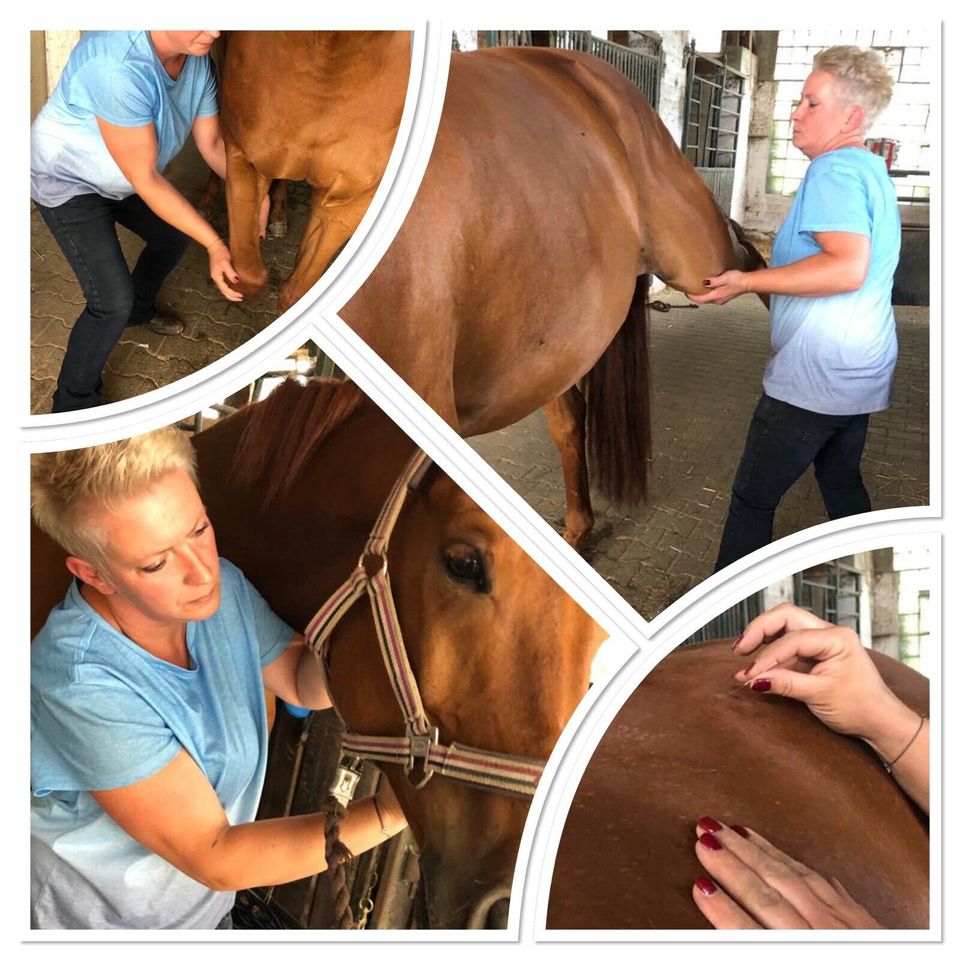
[466,884,512,929]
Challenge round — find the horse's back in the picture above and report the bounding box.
[547,640,928,929]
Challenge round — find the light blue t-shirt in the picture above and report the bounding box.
[31,31,218,207]
[30,559,291,929]
[763,147,901,415]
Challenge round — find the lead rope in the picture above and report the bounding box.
[324,759,364,928]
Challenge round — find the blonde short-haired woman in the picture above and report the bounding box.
[31,428,405,929]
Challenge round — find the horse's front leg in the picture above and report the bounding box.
[544,387,594,551]
[277,187,373,314]
[223,136,271,299]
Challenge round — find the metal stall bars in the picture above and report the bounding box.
[477,30,662,109]
[682,41,745,215]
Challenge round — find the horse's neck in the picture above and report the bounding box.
[643,178,738,291]
[194,402,414,632]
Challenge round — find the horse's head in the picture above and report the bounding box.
[324,464,605,928]
[727,217,768,274]
[200,380,603,928]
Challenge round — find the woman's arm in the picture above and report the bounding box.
[95,117,242,301]
[191,113,227,180]
[261,632,332,711]
[90,748,406,891]
[191,114,270,237]
[735,603,929,813]
[687,231,870,306]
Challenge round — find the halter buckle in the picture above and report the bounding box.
[405,724,439,789]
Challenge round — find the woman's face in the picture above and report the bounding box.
[90,468,221,629]
[167,31,220,56]
[791,69,858,159]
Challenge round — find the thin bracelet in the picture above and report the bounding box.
[883,714,926,774]
[372,794,391,838]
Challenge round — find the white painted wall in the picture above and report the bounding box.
[453,30,478,52]
[43,31,80,98]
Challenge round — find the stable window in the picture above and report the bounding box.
[768,29,931,203]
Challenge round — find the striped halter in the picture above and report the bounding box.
[305,450,545,800]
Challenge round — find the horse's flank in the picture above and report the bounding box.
[547,639,929,929]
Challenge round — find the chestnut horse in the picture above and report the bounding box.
[30,379,605,929]
[547,640,929,929]
[223,44,764,549]
[342,46,766,547]
[220,32,411,310]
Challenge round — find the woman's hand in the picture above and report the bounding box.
[732,602,908,741]
[691,817,883,929]
[734,603,929,813]
[686,269,751,306]
[206,239,244,302]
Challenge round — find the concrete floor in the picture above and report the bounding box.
[469,291,930,620]
[30,142,305,414]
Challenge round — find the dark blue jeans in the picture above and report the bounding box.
[36,192,190,413]
[714,394,872,571]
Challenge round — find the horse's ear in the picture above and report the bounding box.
[65,556,114,596]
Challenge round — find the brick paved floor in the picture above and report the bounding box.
[30,143,306,414]
[469,292,930,620]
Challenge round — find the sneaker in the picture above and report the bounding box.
[143,311,184,336]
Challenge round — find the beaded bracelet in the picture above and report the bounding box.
[883,714,926,774]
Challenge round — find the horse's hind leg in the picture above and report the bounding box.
[544,387,594,551]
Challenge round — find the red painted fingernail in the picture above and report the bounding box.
[703,279,712,287]
[731,825,751,838]
[751,677,772,692]
[697,816,723,833]
[699,832,723,851]
[731,632,744,651]
[695,875,718,896]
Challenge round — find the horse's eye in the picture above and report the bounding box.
[444,546,490,593]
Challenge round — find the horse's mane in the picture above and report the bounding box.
[230,378,367,504]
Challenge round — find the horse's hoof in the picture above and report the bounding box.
[563,528,591,553]
[233,270,269,301]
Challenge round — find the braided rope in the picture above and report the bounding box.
[321,794,356,929]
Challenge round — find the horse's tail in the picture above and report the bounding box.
[582,274,651,504]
